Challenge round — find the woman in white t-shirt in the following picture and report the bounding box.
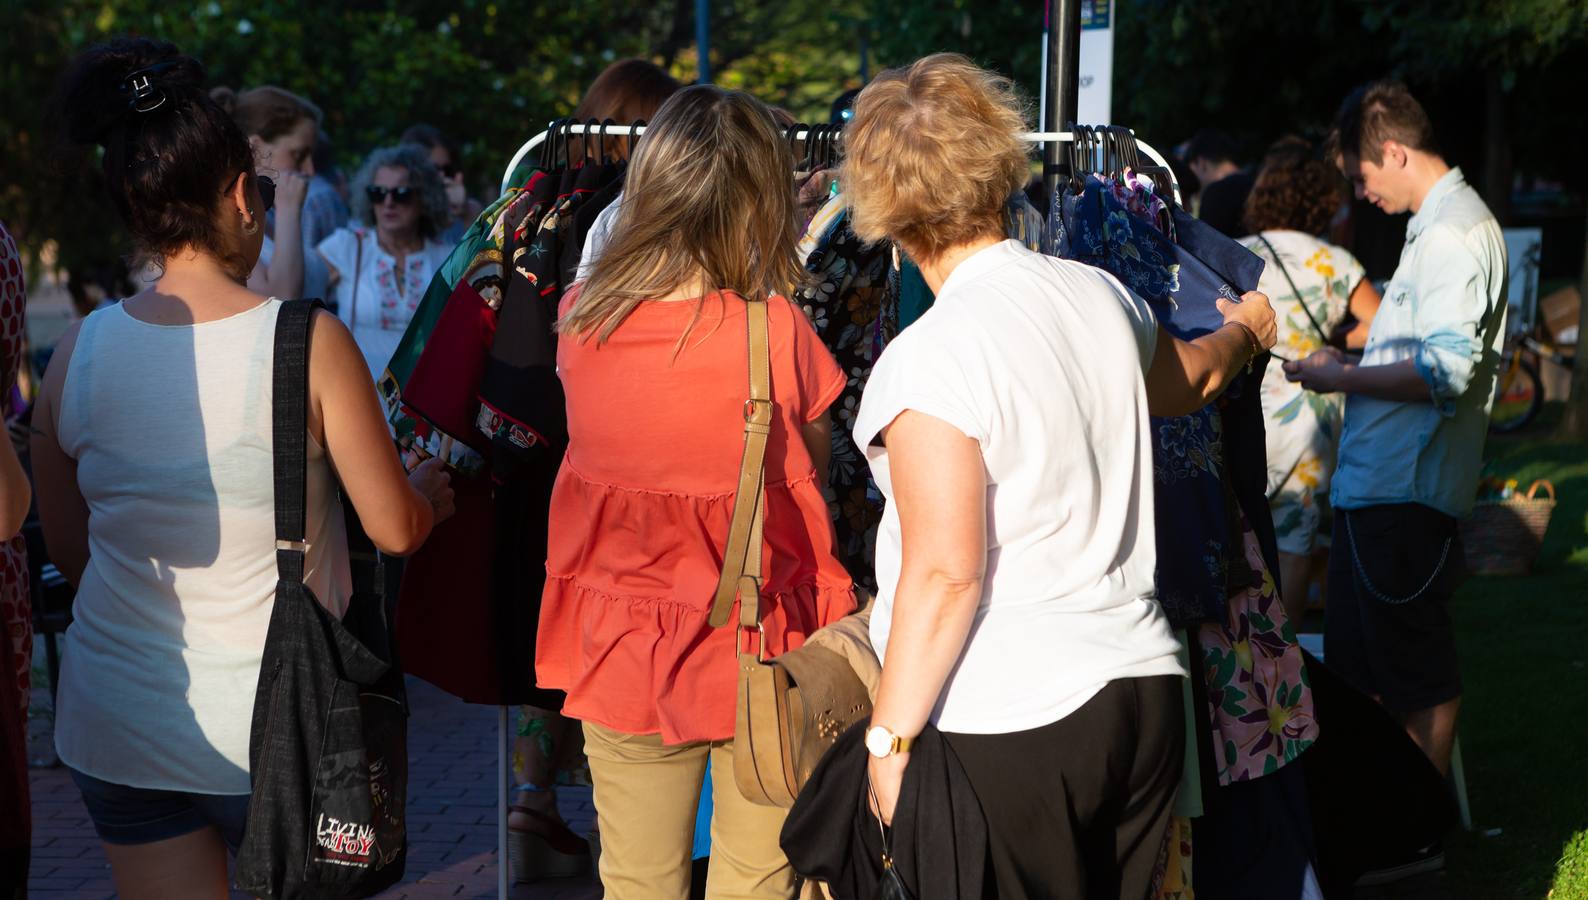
[1238,143,1381,624]
[318,143,453,379]
[843,54,1277,898]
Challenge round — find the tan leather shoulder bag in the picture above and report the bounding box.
[710,298,874,809]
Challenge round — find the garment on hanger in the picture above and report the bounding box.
[385,180,547,705]
[1055,173,1266,628]
[479,158,623,709]
[0,224,31,889]
[386,160,629,707]
[1197,503,1318,784]
[382,187,525,475]
[793,200,893,591]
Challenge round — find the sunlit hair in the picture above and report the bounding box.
[842,53,1031,262]
[571,58,681,161]
[1327,79,1439,166]
[211,85,321,141]
[1243,138,1346,237]
[558,85,802,345]
[349,143,451,239]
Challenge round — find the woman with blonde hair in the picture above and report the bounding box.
[536,84,855,898]
[844,54,1275,898]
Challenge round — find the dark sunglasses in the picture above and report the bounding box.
[439,163,461,178]
[255,174,276,213]
[366,185,415,205]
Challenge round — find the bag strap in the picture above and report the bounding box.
[349,231,364,329]
[708,299,772,631]
[273,299,324,585]
[1256,233,1330,346]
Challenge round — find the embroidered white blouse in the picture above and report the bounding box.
[317,227,451,378]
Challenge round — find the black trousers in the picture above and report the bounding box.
[942,675,1185,900]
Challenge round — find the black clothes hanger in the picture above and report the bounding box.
[598,118,614,165]
[584,118,602,166]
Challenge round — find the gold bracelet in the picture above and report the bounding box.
[1226,322,1262,373]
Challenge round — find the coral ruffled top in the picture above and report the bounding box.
[537,292,856,743]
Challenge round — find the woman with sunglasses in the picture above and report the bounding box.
[402,123,482,245]
[32,38,454,899]
[317,143,453,378]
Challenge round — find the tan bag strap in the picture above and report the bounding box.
[709,299,772,630]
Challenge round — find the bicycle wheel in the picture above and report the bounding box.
[1489,356,1543,433]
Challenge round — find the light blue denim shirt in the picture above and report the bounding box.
[1331,168,1507,518]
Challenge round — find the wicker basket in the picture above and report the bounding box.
[1460,480,1557,576]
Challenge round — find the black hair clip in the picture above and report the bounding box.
[121,61,177,113]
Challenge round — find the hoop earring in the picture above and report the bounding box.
[241,207,259,236]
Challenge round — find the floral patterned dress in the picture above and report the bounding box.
[1197,508,1319,783]
[1240,230,1366,557]
[793,201,893,591]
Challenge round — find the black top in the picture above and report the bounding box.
[1197,169,1256,239]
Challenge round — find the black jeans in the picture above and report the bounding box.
[943,675,1185,900]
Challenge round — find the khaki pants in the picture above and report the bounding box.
[583,721,794,900]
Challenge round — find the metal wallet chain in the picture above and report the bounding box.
[1342,510,1453,606]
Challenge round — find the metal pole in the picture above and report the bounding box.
[696,0,711,83]
[1043,0,1082,198]
[498,706,509,899]
[1038,0,1049,131]
[859,22,870,83]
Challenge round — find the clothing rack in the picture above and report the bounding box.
[486,115,1182,899]
[500,123,1182,204]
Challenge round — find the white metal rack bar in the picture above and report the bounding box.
[501,124,1181,204]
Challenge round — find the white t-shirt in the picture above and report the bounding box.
[853,239,1185,735]
[575,191,623,283]
[317,227,451,377]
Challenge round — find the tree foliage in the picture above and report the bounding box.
[2,0,1585,291]
[0,0,869,282]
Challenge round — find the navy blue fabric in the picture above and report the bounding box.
[70,767,250,849]
[1054,176,1266,627]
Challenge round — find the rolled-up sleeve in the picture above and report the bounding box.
[1411,226,1489,417]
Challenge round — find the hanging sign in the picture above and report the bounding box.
[1079,0,1115,123]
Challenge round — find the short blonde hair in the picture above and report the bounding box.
[842,54,1031,261]
[559,85,801,344]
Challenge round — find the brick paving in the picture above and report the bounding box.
[27,677,603,899]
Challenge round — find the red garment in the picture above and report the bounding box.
[537,292,855,743]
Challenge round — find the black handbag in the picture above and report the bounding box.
[233,300,409,899]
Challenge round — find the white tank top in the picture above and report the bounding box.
[54,299,351,795]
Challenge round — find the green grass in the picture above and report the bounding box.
[1443,405,1588,899]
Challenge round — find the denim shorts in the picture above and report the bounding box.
[69,767,250,849]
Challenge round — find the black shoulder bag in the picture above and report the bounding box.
[233,300,409,899]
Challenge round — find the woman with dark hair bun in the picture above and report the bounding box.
[1240,139,1382,623]
[31,37,454,899]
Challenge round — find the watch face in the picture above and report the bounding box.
[865,726,893,758]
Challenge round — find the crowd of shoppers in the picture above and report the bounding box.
[0,27,1509,900]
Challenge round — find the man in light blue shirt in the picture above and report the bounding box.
[1287,81,1505,783]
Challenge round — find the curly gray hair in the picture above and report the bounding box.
[350,143,451,239]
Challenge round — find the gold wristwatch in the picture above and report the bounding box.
[864,725,916,759]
